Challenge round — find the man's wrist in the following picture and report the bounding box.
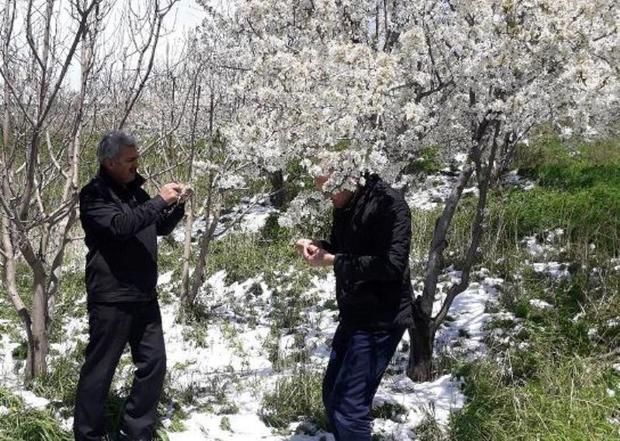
[152,195,169,211]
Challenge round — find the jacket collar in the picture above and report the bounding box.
[337,173,378,213]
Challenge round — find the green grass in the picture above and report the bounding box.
[450,357,620,441]
[31,344,84,411]
[492,184,620,254]
[500,136,620,253]
[205,232,298,286]
[0,388,72,441]
[260,368,328,431]
[449,135,620,440]
[403,146,444,176]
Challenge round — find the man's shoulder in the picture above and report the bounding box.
[371,178,408,211]
[80,175,109,201]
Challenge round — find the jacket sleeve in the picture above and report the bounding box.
[315,210,340,253]
[316,225,337,254]
[333,198,411,282]
[156,203,185,236]
[80,187,168,241]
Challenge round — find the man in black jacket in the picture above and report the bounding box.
[74,131,185,441]
[296,172,413,441]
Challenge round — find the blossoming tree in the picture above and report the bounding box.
[199,0,617,380]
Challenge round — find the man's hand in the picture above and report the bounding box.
[295,238,334,267]
[159,183,183,206]
[294,238,313,254]
[304,245,335,267]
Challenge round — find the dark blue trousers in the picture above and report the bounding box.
[322,324,405,441]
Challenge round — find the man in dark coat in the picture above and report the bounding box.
[296,172,413,441]
[74,131,185,441]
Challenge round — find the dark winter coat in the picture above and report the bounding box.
[79,170,184,303]
[321,174,413,330]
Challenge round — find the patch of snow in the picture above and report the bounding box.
[502,170,535,191]
[50,314,88,355]
[572,312,585,322]
[529,299,553,310]
[14,390,49,410]
[376,374,465,430]
[405,172,473,211]
[523,236,552,258]
[587,328,598,340]
[432,268,503,357]
[158,270,174,286]
[606,318,620,328]
[214,195,276,238]
[532,262,570,280]
[453,153,468,164]
[0,331,21,389]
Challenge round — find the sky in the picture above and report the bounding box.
[64,0,208,89]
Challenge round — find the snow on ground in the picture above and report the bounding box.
[405,171,462,211]
[159,259,504,440]
[531,262,571,280]
[0,324,21,389]
[611,258,620,272]
[50,315,88,356]
[159,270,341,440]
[405,165,534,212]
[529,299,554,310]
[428,267,503,357]
[373,374,465,437]
[523,229,573,281]
[13,390,49,410]
[501,170,535,190]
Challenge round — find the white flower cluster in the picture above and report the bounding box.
[191,0,617,225]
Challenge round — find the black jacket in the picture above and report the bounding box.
[322,174,413,330]
[79,170,184,303]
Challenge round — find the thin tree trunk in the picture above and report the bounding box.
[407,163,474,381]
[186,185,220,306]
[30,270,48,378]
[407,313,434,381]
[181,85,201,301]
[269,169,285,208]
[1,217,35,382]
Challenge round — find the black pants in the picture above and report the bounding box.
[322,324,405,441]
[74,300,166,441]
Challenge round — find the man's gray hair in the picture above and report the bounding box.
[97,130,137,163]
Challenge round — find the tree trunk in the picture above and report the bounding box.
[29,270,48,379]
[407,312,434,381]
[185,209,219,307]
[407,166,474,383]
[1,217,35,383]
[181,84,200,302]
[269,169,285,208]
[181,198,194,301]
